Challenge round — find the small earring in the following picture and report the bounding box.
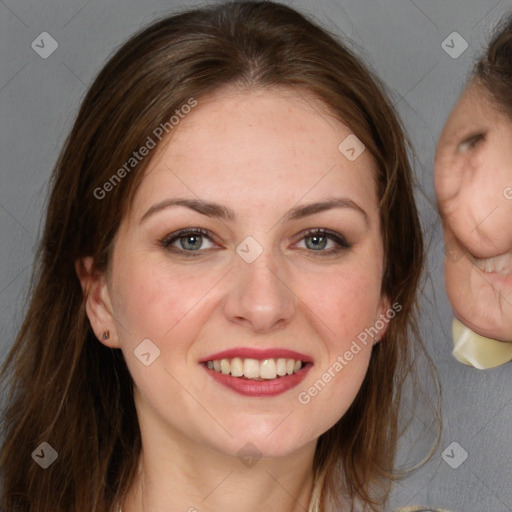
[102,330,110,341]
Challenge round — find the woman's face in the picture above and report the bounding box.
[100,87,388,459]
[435,81,512,340]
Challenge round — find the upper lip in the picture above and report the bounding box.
[199,347,313,363]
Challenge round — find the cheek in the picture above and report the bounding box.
[323,274,379,332]
[125,266,380,344]
[301,254,384,351]
[295,268,376,434]
[434,158,460,208]
[111,250,223,350]
[439,151,512,255]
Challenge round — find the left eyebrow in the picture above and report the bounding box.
[140,196,369,226]
[283,197,369,225]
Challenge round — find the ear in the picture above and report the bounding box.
[373,294,392,345]
[75,256,120,348]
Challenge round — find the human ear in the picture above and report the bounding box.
[74,256,120,348]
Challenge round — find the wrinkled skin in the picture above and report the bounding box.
[435,80,512,341]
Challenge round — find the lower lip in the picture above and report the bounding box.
[474,267,512,288]
[202,363,312,397]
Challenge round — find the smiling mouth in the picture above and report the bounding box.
[470,251,512,276]
[204,357,305,380]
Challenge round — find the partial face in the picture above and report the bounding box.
[435,81,512,340]
[102,87,388,459]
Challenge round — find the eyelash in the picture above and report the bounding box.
[158,227,352,257]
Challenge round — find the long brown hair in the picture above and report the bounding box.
[0,2,431,511]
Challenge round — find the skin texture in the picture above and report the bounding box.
[76,86,390,512]
[435,81,512,341]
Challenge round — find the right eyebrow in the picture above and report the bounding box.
[140,198,235,224]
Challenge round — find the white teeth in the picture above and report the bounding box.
[260,359,277,379]
[472,252,512,275]
[205,357,305,380]
[276,358,287,376]
[231,357,244,377]
[243,358,260,379]
[220,359,231,375]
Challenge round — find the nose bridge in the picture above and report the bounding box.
[223,239,296,332]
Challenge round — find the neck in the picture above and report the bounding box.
[121,394,317,512]
[123,452,315,512]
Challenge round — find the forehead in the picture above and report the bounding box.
[131,87,380,218]
[439,82,507,145]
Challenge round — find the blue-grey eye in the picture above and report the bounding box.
[160,228,215,252]
[296,228,351,253]
[303,233,330,251]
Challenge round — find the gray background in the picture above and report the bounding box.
[1,0,511,511]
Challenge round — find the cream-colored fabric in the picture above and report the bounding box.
[452,317,512,369]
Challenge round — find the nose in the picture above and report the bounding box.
[222,245,297,333]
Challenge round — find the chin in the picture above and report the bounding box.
[451,298,512,341]
[207,440,296,463]
[215,426,315,460]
